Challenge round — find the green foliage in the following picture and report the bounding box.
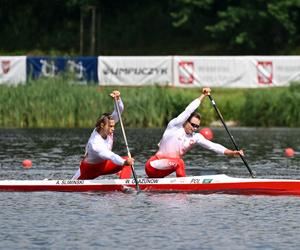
[0,78,103,127]
[1,0,300,55]
[1,79,300,128]
[171,0,300,54]
[0,79,236,128]
[240,83,300,126]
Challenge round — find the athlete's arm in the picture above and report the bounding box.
[110,90,124,123]
[168,88,210,128]
[98,148,126,166]
[168,98,201,127]
[195,133,227,155]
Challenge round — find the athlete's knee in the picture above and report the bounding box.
[175,159,186,177]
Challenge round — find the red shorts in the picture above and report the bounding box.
[77,156,131,180]
[145,155,185,178]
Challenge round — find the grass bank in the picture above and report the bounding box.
[0,78,299,128]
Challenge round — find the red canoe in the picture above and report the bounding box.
[1,174,300,196]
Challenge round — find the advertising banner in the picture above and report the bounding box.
[248,56,300,87]
[2,56,299,87]
[173,56,250,88]
[0,56,26,85]
[98,56,172,86]
[173,56,300,88]
[27,56,98,83]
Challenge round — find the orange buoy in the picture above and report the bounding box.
[285,148,295,158]
[199,128,214,141]
[22,159,32,168]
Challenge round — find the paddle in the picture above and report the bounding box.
[114,97,141,192]
[208,94,256,178]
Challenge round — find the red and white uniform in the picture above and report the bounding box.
[72,99,131,180]
[145,98,226,178]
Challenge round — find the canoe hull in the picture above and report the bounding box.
[1,175,300,196]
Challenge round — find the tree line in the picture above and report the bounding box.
[1,0,300,56]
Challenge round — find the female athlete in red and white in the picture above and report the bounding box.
[72,90,134,180]
[145,87,243,178]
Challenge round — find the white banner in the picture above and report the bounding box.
[98,56,172,86]
[248,56,300,87]
[173,56,249,87]
[173,56,300,88]
[0,56,26,85]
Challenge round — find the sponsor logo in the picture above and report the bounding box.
[67,60,86,81]
[168,161,177,167]
[1,60,10,74]
[257,61,273,84]
[103,67,168,75]
[178,61,194,84]
[202,179,212,184]
[40,59,57,77]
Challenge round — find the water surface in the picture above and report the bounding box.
[1,128,300,249]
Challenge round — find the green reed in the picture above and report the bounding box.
[0,77,298,128]
[240,82,300,127]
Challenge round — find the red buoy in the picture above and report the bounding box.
[199,128,214,140]
[285,148,295,158]
[22,159,32,168]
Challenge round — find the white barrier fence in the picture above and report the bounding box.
[173,56,300,88]
[0,56,26,85]
[98,56,172,86]
[1,56,300,88]
[100,56,300,88]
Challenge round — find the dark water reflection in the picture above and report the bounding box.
[1,127,300,179]
[1,128,300,249]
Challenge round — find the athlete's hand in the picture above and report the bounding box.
[124,157,134,166]
[225,149,244,157]
[233,150,244,157]
[202,87,211,96]
[110,90,121,100]
[199,87,211,101]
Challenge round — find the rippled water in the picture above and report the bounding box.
[1,128,300,249]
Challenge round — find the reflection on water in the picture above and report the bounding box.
[1,128,300,249]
